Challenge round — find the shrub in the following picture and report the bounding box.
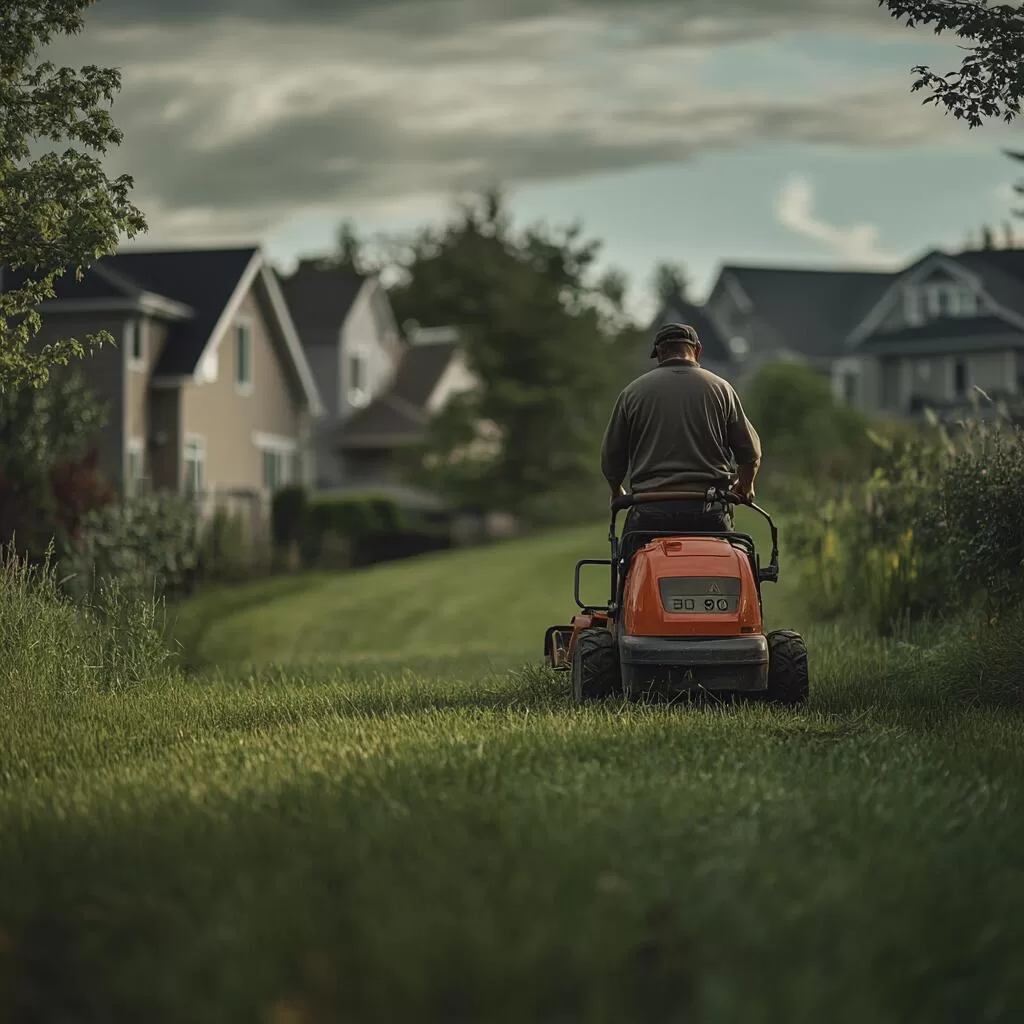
[790,396,1024,632]
[61,494,201,603]
[271,485,308,550]
[741,361,874,486]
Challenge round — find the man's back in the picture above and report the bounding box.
[600,362,761,493]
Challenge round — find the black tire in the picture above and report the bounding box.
[572,628,620,703]
[765,629,809,707]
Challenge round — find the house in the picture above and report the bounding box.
[837,248,1024,418]
[647,247,1024,420]
[648,264,895,388]
[3,247,323,518]
[334,325,479,486]
[279,260,404,488]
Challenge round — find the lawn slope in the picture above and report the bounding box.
[2,515,1023,1023]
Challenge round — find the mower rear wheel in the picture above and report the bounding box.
[572,628,620,703]
[765,629,809,706]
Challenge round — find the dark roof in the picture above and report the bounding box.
[953,249,1024,320]
[279,260,366,337]
[390,340,458,407]
[650,298,732,364]
[336,393,427,448]
[335,340,460,448]
[110,248,259,375]
[860,315,1024,353]
[722,265,895,359]
[4,247,259,375]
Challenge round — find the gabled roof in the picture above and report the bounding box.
[391,340,459,408]
[110,247,261,375]
[336,338,462,449]
[720,264,896,360]
[845,248,1024,348]
[336,392,427,449]
[952,249,1024,321]
[650,297,732,364]
[5,247,323,414]
[278,260,368,339]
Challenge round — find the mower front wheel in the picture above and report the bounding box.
[572,627,620,703]
[765,629,809,707]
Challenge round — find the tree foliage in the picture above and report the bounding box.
[742,361,873,483]
[882,1,1024,127]
[0,0,146,390]
[651,260,690,308]
[0,372,114,556]
[387,188,634,514]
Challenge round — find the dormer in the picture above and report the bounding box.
[902,280,984,326]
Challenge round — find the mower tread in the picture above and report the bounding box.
[572,628,620,703]
[765,629,809,707]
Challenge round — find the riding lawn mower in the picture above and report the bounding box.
[544,490,809,705]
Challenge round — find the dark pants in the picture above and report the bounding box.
[619,500,734,570]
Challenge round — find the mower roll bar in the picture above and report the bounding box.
[584,489,780,611]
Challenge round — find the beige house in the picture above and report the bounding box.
[7,247,323,513]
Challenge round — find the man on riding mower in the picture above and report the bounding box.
[600,322,762,568]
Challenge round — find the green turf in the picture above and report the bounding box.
[2,513,1023,1023]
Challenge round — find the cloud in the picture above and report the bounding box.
[36,0,959,243]
[774,174,904,266]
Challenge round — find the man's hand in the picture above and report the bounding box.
[734,462,758,503]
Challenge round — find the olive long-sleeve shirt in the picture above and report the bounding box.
[600,361,762,494]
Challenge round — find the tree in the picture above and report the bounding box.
[388,188,634,516]
[0,372,113,557]
[651,260,690,309]
[0,0,146,391]
[1004,149,1024,219]
[882,1,1024,127]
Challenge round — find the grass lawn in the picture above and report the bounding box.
[2,510,1023,1022]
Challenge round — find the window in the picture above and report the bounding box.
[916,359,932,381]
[126,319,145,369]
[912,283,981,322]
[235,322,252,391]
[183,435,205,495]
[126,439,144,497]
[903,287,924,326]
[348,351,369,407]
[953,358,968,398]
[256,434,297,493]
[262,449,284,492]
[841,370,858,404]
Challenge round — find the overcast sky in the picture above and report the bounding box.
[61,0,1024,313]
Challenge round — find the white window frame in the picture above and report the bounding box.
[347,349,370,408]
[125,437,145,497]
[183,434,206,496]
[234,319,254,395]
[126,319,146,371]
[254,432,298,493]
[903,287,924,327]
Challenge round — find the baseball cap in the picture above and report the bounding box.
[651,322,700,358]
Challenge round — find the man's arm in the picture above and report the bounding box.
[600,391,630,497]
[726,388,762,500]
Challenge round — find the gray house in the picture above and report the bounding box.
[648,264,894,389]
[279,261,404,487]
[837,248,1024,418]
[645,247,1024,420]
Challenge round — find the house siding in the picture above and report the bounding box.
[180,287,306,493]
[338,281,400,424]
